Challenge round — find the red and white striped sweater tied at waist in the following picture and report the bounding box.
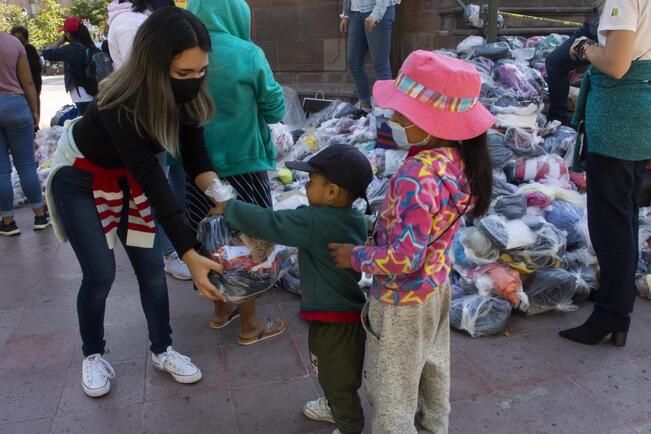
[73,158,156,249]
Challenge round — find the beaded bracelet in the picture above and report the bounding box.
[576,39,597,61]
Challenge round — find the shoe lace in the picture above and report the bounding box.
[316,397,330,414]
[87,356,116,380]
[159,348,192,369]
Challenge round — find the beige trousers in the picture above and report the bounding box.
[362,282,451,434]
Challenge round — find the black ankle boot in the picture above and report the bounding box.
[559,321,627,347]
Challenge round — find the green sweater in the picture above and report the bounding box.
[188,0,285,177]
[572,60,651,168]
[224,200,368,312]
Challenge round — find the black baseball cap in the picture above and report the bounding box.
[285,144,373,198]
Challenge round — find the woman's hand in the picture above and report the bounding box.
[365,16,377,31]
[328,243,355,269]
[182,249,227,302]
[340,18,349,34]
[569,36,590,61]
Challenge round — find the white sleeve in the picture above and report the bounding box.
[599,0,639,35]
[113,28,139,69]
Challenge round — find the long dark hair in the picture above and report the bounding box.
[97,7,214,156]
[68,23,95,49]
[459,132,492,219]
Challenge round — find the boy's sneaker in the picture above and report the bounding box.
[0,221,20,236]
[33,214,51,230]
[333,430,342,434]
[164,252,192,281]
[82,354,115,398]
[303,397,335,423]
[151,346,202,384]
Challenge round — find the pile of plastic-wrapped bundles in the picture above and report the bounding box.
[270,35,609,338]
[11,126,63,208]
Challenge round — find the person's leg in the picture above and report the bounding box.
[347,12,372,105]
[587,153,639,331]
[308,321,365,434]
[415,283,451,433]
[366,6,395,82]
[117,198,172,355]
[545,26,591,124]
[0,95,45,222]
[364,299,423,434]
[0,122,14,221]
[50,166,117,357]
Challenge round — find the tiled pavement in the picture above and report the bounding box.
[1,207,651,434]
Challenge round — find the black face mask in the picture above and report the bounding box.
[170,75,205,104]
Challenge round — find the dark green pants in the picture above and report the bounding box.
[308,321,366,434]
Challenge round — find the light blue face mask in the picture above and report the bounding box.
[388,120,432,149]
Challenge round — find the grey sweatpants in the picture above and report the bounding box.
[363,282,451,434]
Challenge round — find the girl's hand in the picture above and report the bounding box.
[328,243,355,269]
[365,16,377,31]
[182,250,227,302]
[569,36,589,61]
[340,18,349,34]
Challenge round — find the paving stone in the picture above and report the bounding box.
[50,402,145,434]
[0,330,76,374]
[231,377,325,434]
[144,392,236,434]
[0,308,22,349]
[0,367,66,424]
[10,295,78,337]
[450,377,621,434]
[144,348,228,402]
[167,314,223,353]
[0,417,53,434]
[57,358,145,415]
[450,346,493,403]
[223,330,307,389]
[279,300,309,335]
[570,358,651,424]
[457,335,562,391]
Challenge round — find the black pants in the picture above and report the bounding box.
[587,153,648,331]
[545,25,595,124]
[308,321,365,434]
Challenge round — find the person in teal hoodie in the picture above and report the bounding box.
[187,0,287,344]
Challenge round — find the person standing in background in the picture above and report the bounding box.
[561,0,651,346]
[187,0,288,345]
[42,17,99,115]
[339,0,399,111]
[108,0,190,280]
[11,26,42,120]
[0,32,50,236]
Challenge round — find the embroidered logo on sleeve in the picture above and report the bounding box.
[611,7,619,16]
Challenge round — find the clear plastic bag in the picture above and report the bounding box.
[452,226,500,268]
[450,295,512,337]
[281,86,307,131]
[494,62,540,98]
[205,178,237,203]
[474,263,529,310]
[543,126,577,156]
[494,194,527,219]
[477,214,536,250]
[197,216,287,303]
[636,275,651,299]
[506,154,569,184]
[504,127,545,156]
[545,200,587,248]
[487,130,515,169]
[523,269,577,315]
[457,36,486,54]
[472,42,512,61]
[499,222,566,274]
[492,172,518,197]
[269,123,295,161]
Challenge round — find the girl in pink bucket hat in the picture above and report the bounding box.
[330,50,495,433]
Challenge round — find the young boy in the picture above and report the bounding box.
[214,145,373,434]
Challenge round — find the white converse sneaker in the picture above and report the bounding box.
[164,252,192,281]
[82,354,116,398]
[151,346,202,384]
[303,397,335,423]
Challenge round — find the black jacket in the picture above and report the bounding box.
[42,42,91,94]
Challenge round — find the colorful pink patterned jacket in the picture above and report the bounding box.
[351,147,472,305]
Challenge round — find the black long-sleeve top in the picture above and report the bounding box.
[72,100,215,255]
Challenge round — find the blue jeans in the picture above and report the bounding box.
[0,93,43,217]
[50,166,173,356]
[154,154,187,257]
[347,7,395,103]
[545,25,596,124]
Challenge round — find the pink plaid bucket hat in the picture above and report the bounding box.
[373,50,495,141]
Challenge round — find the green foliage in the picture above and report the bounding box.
[68,0,111,32]
[27,0,64,49]
[0,2,28,33]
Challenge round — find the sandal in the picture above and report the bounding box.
[209,308,240,330]
[238,318,287,346]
